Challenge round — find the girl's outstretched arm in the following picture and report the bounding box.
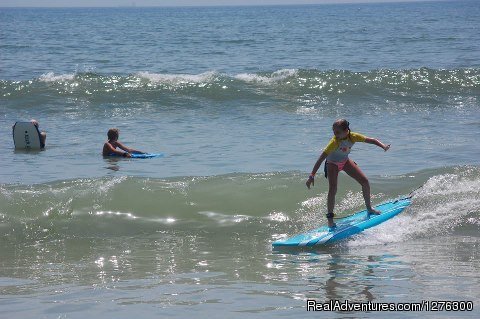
[365,137,390,151]
[306,151,328,189]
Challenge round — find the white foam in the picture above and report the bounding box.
[347,214,416,247]
[235,69,298,84]
[266,211,290,222]
[95,176,128,194]
[39,72,75,82]
[136,71,218,85]
[301,195,326,211]
[347,170,480,247]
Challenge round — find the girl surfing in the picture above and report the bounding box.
[306,119,390,228]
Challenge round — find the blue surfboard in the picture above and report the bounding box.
[272,198,411,247]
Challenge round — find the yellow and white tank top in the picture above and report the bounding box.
[323,132,367,162]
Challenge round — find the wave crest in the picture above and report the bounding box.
[2,67,479,102]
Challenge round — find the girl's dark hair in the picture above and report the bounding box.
[333,119,350,131]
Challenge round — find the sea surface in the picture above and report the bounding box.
[1,1,479,318]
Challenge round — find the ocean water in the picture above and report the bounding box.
[1,1,479,318]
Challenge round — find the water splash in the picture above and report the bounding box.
[347,167,480,247]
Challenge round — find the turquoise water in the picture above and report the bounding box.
[1,1,479,318]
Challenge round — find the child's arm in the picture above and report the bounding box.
[116,141,143,154]
[306,151,328,189]
[104,142,131,157]
[365,137,390,151]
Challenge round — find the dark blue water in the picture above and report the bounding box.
[1,1,479,79]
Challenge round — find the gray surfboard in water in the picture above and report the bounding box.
[13,121,42,149]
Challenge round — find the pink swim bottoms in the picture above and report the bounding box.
[328,159,348,171]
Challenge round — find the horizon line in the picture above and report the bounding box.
[0,0,451,9]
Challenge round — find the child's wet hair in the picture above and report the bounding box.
[107,128,119,141]
[333,119,350,131]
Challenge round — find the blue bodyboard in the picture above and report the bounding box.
[107,152,164,158]
[130,153,164,158]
